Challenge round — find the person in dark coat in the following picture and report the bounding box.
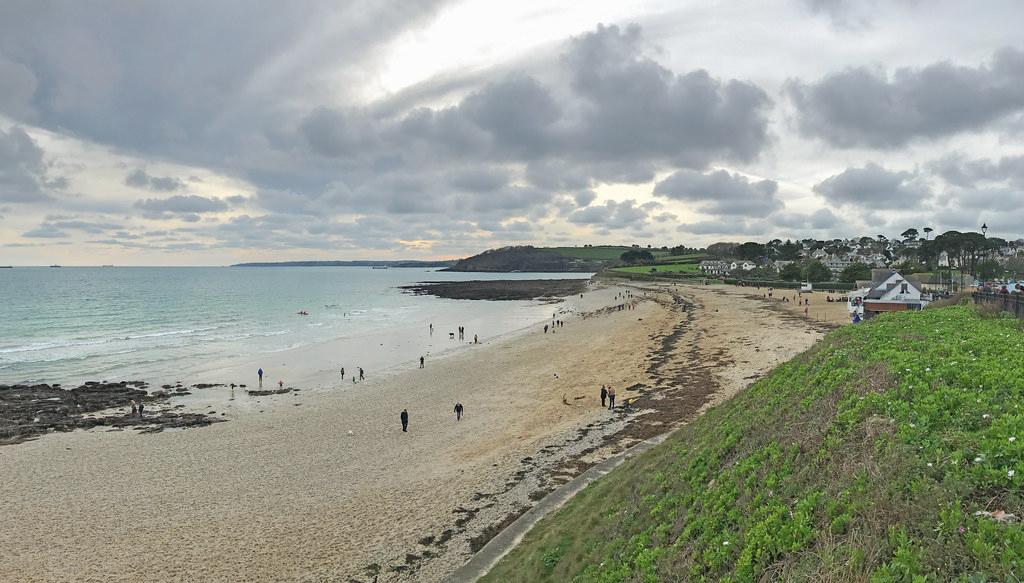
[400,409,409,432]
[454,402,464,421]
[600,385,607,407]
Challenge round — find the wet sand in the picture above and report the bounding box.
[0,281,841,582]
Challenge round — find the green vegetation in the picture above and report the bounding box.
[840,262,873,283]
[544,246,669,261]
[779,263,802,281]
[611,263,701,274]
[805,259,833,283]
[656,253,707,263]
[483,305,1024,582]
[620,249,656,265]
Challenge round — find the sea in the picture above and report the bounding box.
[0,267,592,387]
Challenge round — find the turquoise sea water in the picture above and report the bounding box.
[0,267,591,385]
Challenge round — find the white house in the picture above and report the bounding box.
[699,260,729,276]
[810,249,828,260]
[856,270,930,319]
[824,254,854,276]
[729,260,756,271]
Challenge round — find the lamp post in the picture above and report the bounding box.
[982,222,988,237]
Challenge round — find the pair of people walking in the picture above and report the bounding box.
[600,385,616,409]
[399,402,465,432]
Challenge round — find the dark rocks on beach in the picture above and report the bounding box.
[246,387,296,396]
[0,381,223,445]
[398,279,588,301]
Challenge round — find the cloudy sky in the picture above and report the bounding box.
[1,0,1023,265]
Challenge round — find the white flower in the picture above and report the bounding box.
[975,456,983,463]
[1009,470,1016,478]
[1011,437,1017,443]
[722,541,729,546]
[927,463,933,467]
[983,414,991,419]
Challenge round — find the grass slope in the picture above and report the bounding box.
[483,305,1024,582]
[543,247,675,261]
[612,264,702,275]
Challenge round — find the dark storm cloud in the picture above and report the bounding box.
[770,208,840,230]
[0,125,58,203]
[929,153,1024,188]
[0,52,37,119]
[125,168,185,192]
[0,1,453,160]
[787,48,1024,148]
[134,194,230,220]
[813,163,931,209]
[22,224,67,238]
[447,167,511,193]
[291,24,773,226]
[563,24,771,170]
[677,220,768,236]
[567,199,651,230]
[3,11,777,250]
[653,169,782,216]
[573,190,597,207]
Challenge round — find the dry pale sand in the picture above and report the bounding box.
[0,281,841,583]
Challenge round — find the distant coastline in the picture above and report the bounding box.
[230,260,456,268]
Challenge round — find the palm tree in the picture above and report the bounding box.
[923,227,933,240]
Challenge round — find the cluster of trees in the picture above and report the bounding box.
[777,260,864,283]
[619,249,655,264]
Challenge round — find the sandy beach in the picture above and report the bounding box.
[0,281,842,582]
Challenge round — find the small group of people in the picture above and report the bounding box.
[127,399,145,417]
[599,385,617,410]
[333,366,364,383]
[399,401,465,432]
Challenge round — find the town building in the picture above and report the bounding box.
[848,270,930,320]
[699,260,729,276]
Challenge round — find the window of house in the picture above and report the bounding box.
[900,283,909,294]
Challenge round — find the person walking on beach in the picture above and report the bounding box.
[278,380,284,389]
[600,385,607,408]
[454,402,464,421]
[607,386,616,410]
[359,368,364,381]
[129,399,138,417]
[400,409,409,432]
[419,356,425,368]
[340,367,345,379]
[138,401,145,417]
[473,334,478,344]
[429,323,433,336]
[258,367,263,387]
[544,324,548,334]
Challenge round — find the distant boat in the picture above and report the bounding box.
[0,265,12,269]
[101,264,115,268]
[371,266,388,269]
[49,265,62,268]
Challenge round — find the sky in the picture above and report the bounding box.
[1,0,1023,265]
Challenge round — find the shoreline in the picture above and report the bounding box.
[0,281,839,582]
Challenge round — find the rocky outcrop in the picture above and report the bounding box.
[0,381,223,444]
[444,246,608,272]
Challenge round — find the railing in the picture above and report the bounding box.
[973,291,1024,318]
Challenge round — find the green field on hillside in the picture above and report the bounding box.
[611,263,701,274]
[542,247,670,260]
[655,253,706,263]
[483,305,1024,582]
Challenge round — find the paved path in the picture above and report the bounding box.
[445,432,672,582]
